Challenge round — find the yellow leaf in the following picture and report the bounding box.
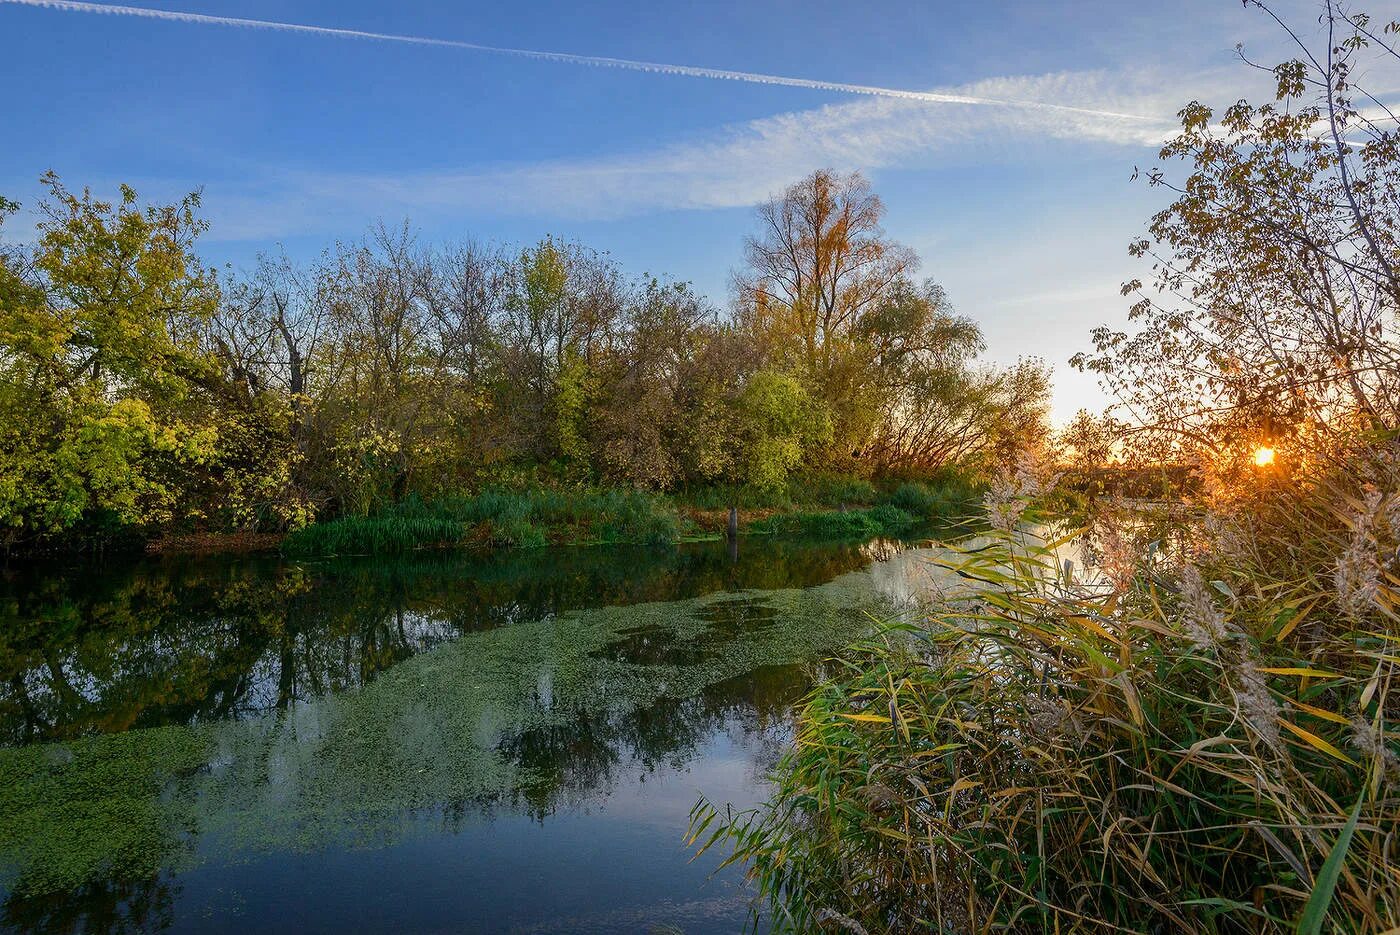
[1285,697,1350,726]
[1257,667,1342,679]
[948,777,983,796]
[1278,718,1357,766]
[991,786,1036,799]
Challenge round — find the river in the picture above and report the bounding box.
[0,533,952,934]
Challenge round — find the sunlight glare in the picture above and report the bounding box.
[1253,446,1276,467]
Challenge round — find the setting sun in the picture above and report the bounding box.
[1253,446,1276,467]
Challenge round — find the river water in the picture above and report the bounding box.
[0,533,952,934]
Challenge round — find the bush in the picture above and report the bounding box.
[693,511,1399,932]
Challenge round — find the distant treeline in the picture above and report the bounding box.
[0,169,1048,552]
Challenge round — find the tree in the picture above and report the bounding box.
[737,169,1050,477]
[589,277,720,487]
[733,369,832,492]
[736,170,917,459]
[494,238,624,470]
[1073,2,1400,470]
[0,175,222,547]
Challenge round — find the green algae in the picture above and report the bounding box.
[0,569,890,898]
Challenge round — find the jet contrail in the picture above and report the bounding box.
[3,0,1155,123]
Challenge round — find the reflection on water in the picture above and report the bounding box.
[0,534,948,934]
[0,539,878,745]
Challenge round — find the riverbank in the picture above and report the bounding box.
[276,477,975,558]
[10,473,980,559]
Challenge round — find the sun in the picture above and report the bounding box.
[1253,446,1276,467]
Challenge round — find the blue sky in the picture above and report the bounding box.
[1,0,1322,422]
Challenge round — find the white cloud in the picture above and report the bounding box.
[199,67,1223,240]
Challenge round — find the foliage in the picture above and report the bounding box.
[1073,2,1400,471]
[735,370,833,493]
[1,169,1032,553]
[0,176,223,549]
[736,170,1051,475]
[692,502,1399,932]
[881,479,979,521]
[799,472,878,507]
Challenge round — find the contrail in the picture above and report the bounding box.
[3,0,1155,123]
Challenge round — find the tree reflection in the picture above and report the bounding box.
[0,538,873,744]
[0,874,177,935]
[0,536,906,931]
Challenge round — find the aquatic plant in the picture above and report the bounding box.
[747,505,917,540]
[0,567,893,898]
[281,488,681,556]
[692,517,1399,932]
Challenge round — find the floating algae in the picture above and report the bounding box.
[0,568,894,899]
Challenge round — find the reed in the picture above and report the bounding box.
[283,488,680,556]
[691,507,1399,932]
[746,504,917,540]
[881,478,979,521]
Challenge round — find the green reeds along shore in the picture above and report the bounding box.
[281,473,983,558]
[281,488,682,557]
[745,504,918,539]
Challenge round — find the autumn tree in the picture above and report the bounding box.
[1073,2,1400,470]
[736,170,916,458]
[738,169,1050,476]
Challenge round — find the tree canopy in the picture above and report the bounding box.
[0,169,1048,550]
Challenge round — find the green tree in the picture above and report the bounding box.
[734,370,832,492]
[0,176,221,547]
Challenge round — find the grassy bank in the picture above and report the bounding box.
[282,488,682,557]
[745,504,918,539]
[677,472,978,517]
[280,473,982,558]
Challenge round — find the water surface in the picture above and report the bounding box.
[0,535,940,934]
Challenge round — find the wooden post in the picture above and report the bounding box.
[727,506,738,541]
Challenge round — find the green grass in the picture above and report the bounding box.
[284,473,984,557]
[677,471,974,516]
[283,488,681,557]
[879,479,978,520]
[747,504,917,539]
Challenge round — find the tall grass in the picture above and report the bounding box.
[283,488,680,557]
[880,478,979,521]
[747,504,917,540]
[678,471,976,517]
[692,508,1399,932]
